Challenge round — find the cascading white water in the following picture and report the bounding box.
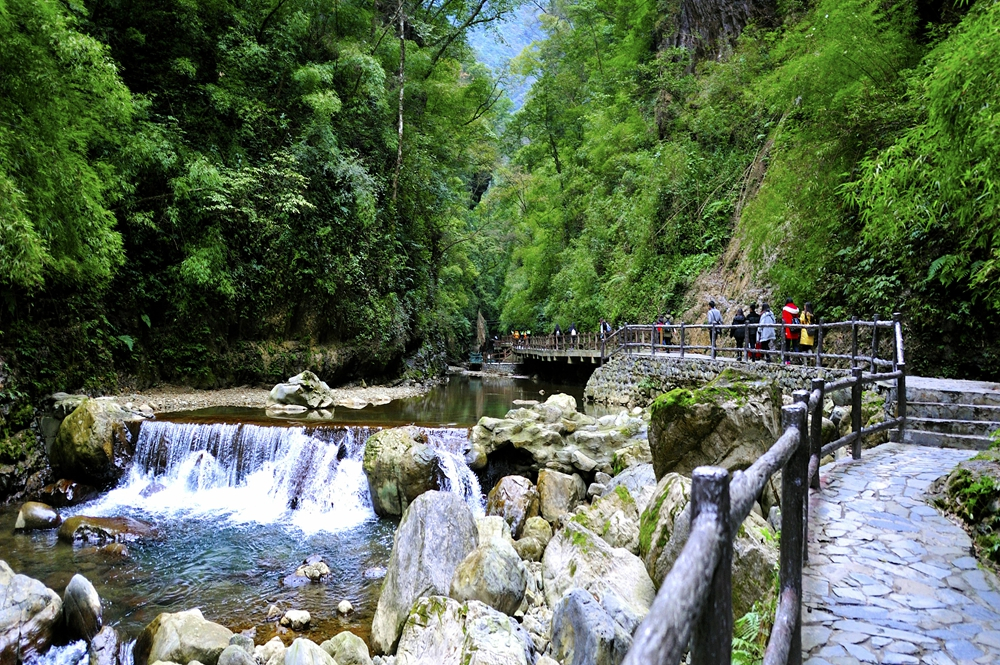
[88,420,484,532]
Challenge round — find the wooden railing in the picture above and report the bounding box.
[623,356,908,664]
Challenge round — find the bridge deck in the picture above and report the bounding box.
[804,443,1000,664]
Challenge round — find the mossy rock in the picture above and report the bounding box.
[929,451,1000,565]
[361,426,441,517]
[49,399,133,487]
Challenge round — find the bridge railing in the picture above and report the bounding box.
[623,357,907,665]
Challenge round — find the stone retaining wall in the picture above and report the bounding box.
[482,362,521,376]
[585,355,853,406]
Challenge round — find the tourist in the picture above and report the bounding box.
[553,323,563,350]
[663,314,673,349]
[706,300,723,350]
[799,302,816,361]
[757,303,776,361]
[569,322,578,349]
[782,298,801,364]
[731,307,747,361]
[746,304,761,361]
[655,315,666,348]
[600,318,611,340]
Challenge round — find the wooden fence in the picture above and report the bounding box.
[621,319,907,664]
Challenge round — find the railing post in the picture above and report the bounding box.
[780,320,786,364]
[891,313,900,371]
[897,362,907,443]
[809,378,824,490]
[601,336,606,366]
[851,316,858,368]
[815,317,823,368]
[779,401,807,665]
[851,367,863,460]
[871,314,880,371]
[690,466,732,665]
[711,324,717,360]
[744,320,750,362]
[793,390,811,566]
[680,323,686,359]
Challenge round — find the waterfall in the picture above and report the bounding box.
[90,420,484,532]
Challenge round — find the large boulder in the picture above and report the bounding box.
[218,645,256,665]
[49,398,136,487]
[570,486,640,553]
[485,476,539,537]
[58,516,154,544]
[513,516,552,562]
[0,561,62,665]
[601,463,656,514]
[89,626,121,665]
[371,491,479,655]
[394,597,532,665]
[362,427,444,517]
[542,521,655,633]
[63,574,102,641]
[449,538,527,615]
[320,632,371,665]
[550,588,632,665]
[537,469,586,522]
[648,372,780,479]
[638,473,778,617]
[133,608,233,665]
[266,371,336,410]
[14,502,62,531]
[284,639,334,665]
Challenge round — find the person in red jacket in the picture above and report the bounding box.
[781,298,801,364]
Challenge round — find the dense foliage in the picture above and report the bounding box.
[477,0,1000,379]
[0,0,521,425]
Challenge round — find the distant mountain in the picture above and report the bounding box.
[467,4,544,110]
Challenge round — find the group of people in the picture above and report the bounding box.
[710,298,816,363]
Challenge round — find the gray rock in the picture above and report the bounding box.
[50,398,136,486]
[14,502,62,531]
[571,486,641,553]
[485,476,539,537]
[537,469,586,521]
[63,573,102,641]
[550,588,632,665]
[520,516,552,545]
[475,516,516,548]
[228,635,254,655]
[371,491,478,655]
[602,464,656,510]
[254,637,284,665]
[449,539,527,615]
[218,645,256,665]
[362,427,445,517]
[267,372,335,410]
[280,610,310,630]
[133,608,234,665]
[320,632,371,665]
[284,639,334,665]
[0,560,62,664]
[89,626,120,665]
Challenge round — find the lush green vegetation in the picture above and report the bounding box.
[475,0,1000,380]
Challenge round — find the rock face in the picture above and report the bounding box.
[49,398,136,487]
[362,427,444,517]
[485,476,539,538]
[320,632,371,665]
[449,538,527,615]
[639,472,778,617]
[133,608,234,665]
[0,430,50,505]
[648,371,780,479]
[58,516,154,544]
[571,486,641,554]
[550,588,632,665]
[537,469,587,522]
[542,521,656,633]
[266,371,336,410]
[14,502,62,531]
[63,574,103,641]
[284,638,334,665]
[394,596,533,665]
[470,395,647,476]
[371,491,479,655]
[0,561,62,664]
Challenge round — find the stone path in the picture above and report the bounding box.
[802,443,1000,665]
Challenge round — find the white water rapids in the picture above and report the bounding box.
[86,420,484,534]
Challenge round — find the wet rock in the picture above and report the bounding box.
[537,469,586,521]
[36,479,99,507]
[338,600,354,615]
[485,476,540,537]
[63,574,103,641]
[0,560,62,664]
[267,372,336,410]
[58,516,154,544]
[228,635,254,655]
[218,645,256,665]
[449,538,527,615]
[139,482,167,498]
[14,501,62,531]
[284,638,334,665]
[362,427,444,517]
[284,557,330,585]
[89,626,120,665]
[280,610,311,630]
[571,486,640,553]
[550,588,632,665]
[50,398,137,487]
[371,491,478,655]
[133,608,233,665]
[648,372,781,479]
[320,632,371,665]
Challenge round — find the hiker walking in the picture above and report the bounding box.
[706,300,723,350]
[731,307,747,361]
[569,322,578,349]
[746,304,761,361]
[799,302,816,360]
[781,298,801,364]
[757,303,776,361]
[553,323,563,350]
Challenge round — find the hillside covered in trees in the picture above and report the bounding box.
[2,0,999,431]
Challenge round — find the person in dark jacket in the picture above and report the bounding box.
[553,323,563,350]
[746,304,761,361]
[731,307,747,361]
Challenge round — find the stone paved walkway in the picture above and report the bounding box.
[803,443,1000,665]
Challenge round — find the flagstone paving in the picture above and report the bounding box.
[803,443,1000,665]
